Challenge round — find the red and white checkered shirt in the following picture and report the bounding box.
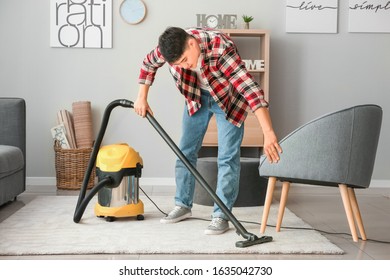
[138,28,269,127]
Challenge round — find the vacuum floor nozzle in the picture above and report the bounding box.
[235,235,273,248]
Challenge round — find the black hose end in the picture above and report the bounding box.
[73,177,113,224]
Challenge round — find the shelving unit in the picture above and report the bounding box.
[202,29,270,148]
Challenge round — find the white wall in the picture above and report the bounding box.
[1,1,389,183]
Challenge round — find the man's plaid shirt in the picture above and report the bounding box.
[138,28,269,127]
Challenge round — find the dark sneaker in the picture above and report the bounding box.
[204,218,229,235]
[160,206,192,224]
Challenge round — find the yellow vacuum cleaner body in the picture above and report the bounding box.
[94,143,144,221]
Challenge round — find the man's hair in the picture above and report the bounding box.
[158,27,190,63]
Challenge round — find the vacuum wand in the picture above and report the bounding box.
[145,108,273,247]
[134,99,272,247]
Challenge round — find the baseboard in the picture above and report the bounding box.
[26,177,176,187]
[369,180,390,188]
[27,177,56,186]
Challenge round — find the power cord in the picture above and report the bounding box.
[139,186,390,244]
[238,219,390,244]
[139,186,168,216]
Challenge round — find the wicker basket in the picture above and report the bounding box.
[54,142,96,190]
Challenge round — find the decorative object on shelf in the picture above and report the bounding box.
[242,15,254,29]
[120,0,147,25]
[50,0,112,48]
[286,0,338,33]
[196,14,237,29]
[242,59,265,71]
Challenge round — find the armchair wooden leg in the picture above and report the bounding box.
[348,187,367,241]
[339,184,359,242]
[276,182,290,232]
[260,177,276,234]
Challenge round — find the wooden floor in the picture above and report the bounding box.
[1,184,389,260]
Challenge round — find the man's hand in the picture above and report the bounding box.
[134,97,153,117]
[263,130,282,163]
[134,84,153,117]
[254,107,282,163]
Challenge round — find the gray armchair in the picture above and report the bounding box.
[0,98,26,206]
[259,104,382,242]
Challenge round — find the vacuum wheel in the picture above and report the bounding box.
[137,214,144,221]
[105,216,116,222]
[97,215,144,221]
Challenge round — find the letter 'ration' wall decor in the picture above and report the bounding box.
[50,0,112,48]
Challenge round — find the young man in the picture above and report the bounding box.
[134,27,281,235]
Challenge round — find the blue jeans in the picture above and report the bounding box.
[175,89,244,220]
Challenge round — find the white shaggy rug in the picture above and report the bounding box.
[0,195,343,255]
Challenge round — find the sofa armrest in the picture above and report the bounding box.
[0,98,26,159]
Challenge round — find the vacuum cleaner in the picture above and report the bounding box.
[73,99,272,248]
[94,143,144,222]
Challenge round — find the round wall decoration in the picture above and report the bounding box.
[120,0,147,25]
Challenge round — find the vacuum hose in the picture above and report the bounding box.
[73,99,272,247]
[73,177,112,223]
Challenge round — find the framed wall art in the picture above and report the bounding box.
[285,0,339,33]
[349,0,390,33]
[50,0,112,48]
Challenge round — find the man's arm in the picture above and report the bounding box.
[217,46,281,162]
[134,84,153,117]
[135,47,166,117]
[254,107,282,163]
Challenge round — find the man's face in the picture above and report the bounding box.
[172,38,200,69]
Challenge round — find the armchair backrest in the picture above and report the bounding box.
[259,105,382,188]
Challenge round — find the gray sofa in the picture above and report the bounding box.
[0,98,26,206]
